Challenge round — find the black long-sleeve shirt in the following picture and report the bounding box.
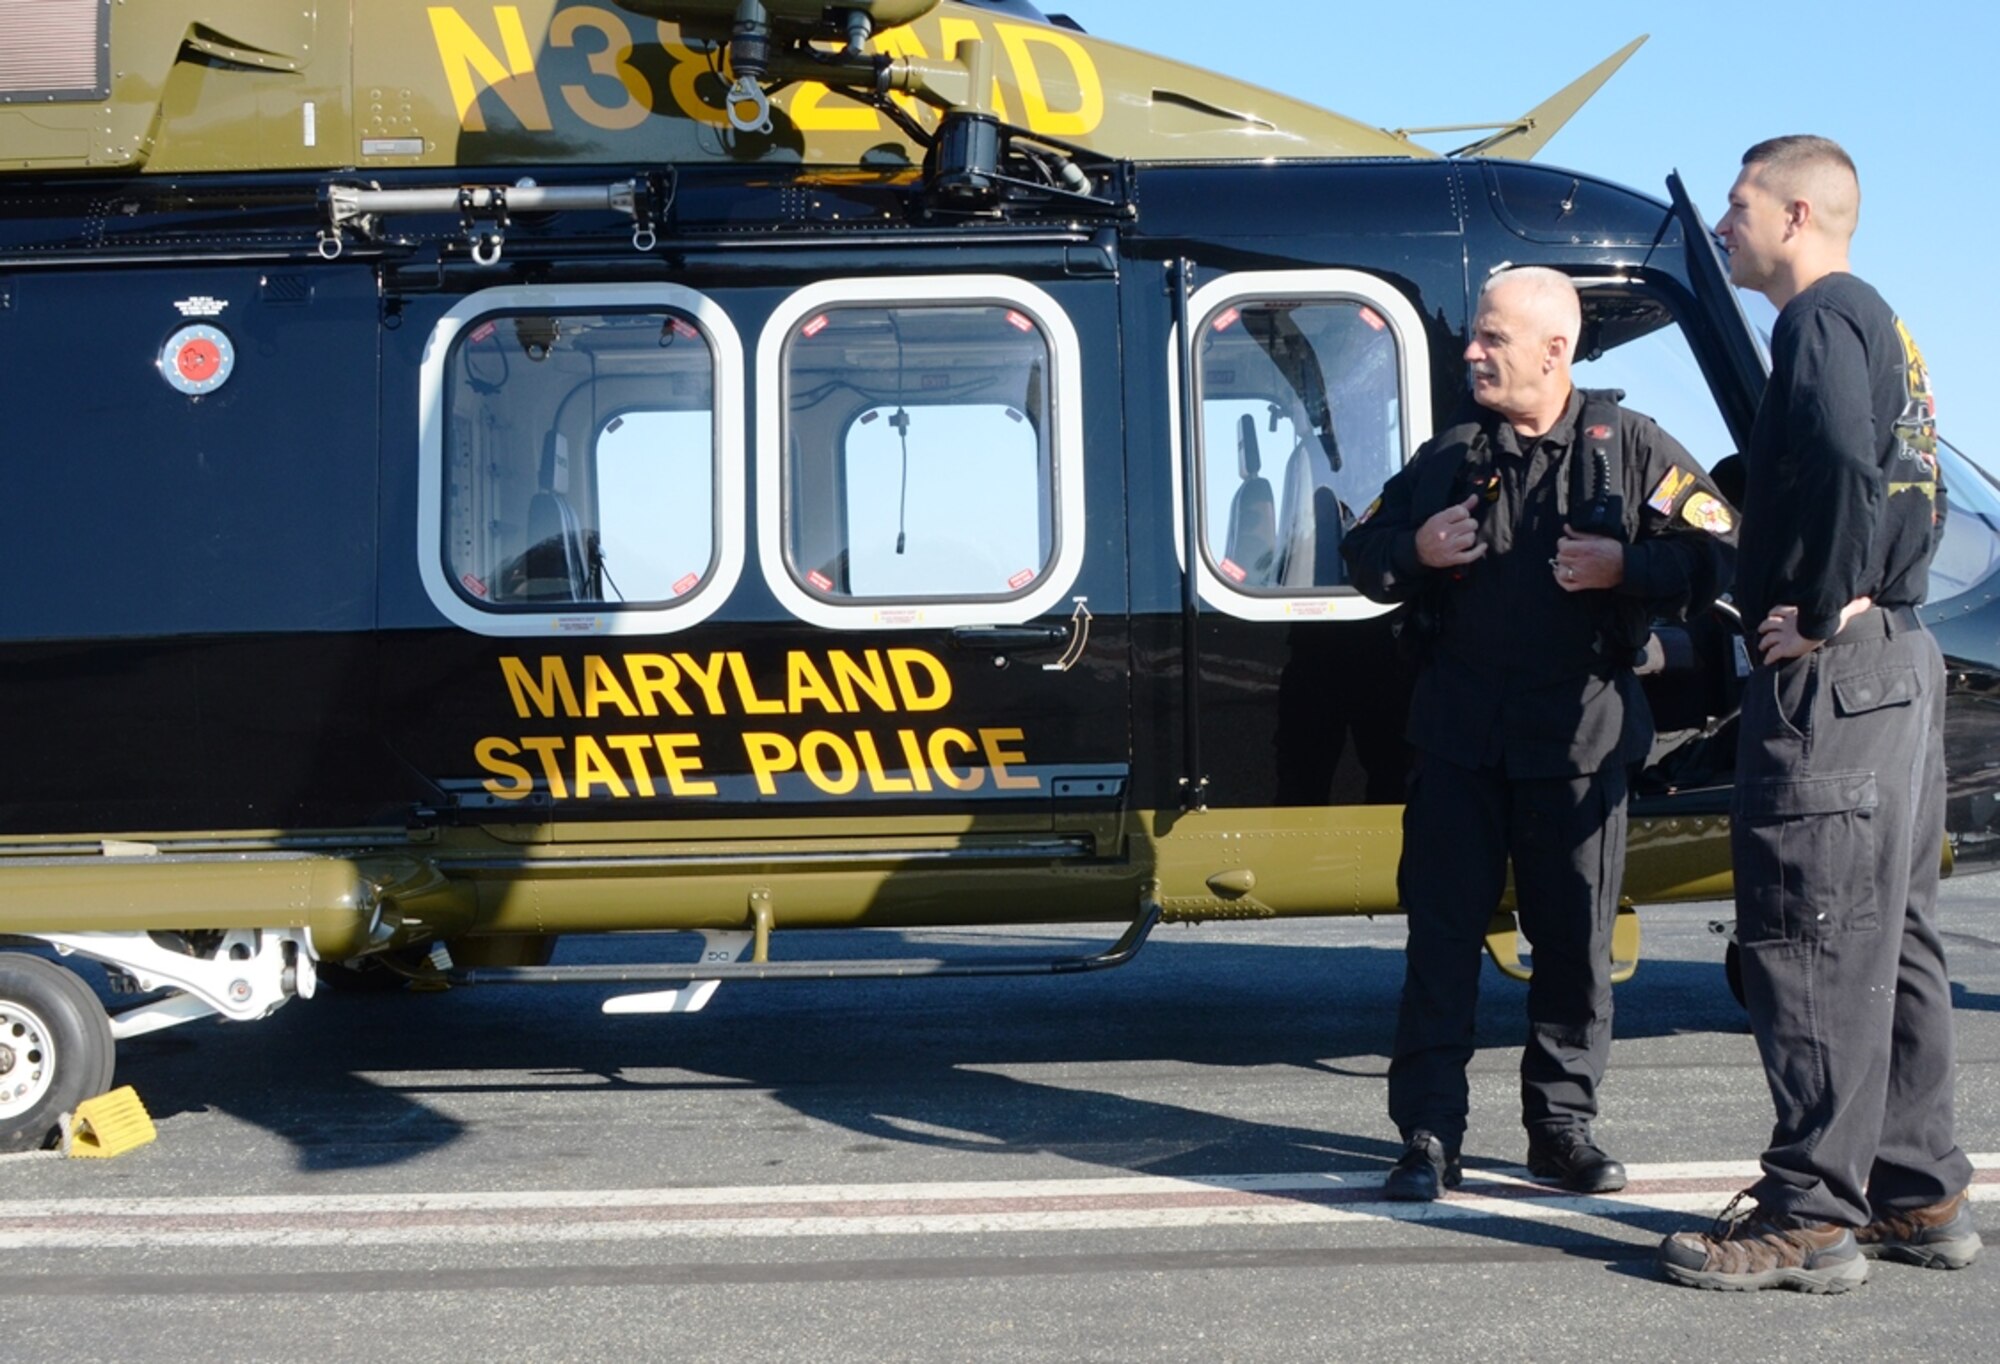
[1734,272,1942,640]
[1343,390,1735,777]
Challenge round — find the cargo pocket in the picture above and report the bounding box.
[1734,772,1879,944]
[1831,664,1919,716]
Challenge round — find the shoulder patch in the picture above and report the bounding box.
[1681,491,1734,534]
[1646,466,1697,516]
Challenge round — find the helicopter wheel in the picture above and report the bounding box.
[0,953,116,1152]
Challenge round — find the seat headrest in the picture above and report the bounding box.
[539,431,571,493]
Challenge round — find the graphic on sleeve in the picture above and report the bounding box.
[1645,466,1696,516]
[1680,492,1734,535]
[1890,317,1940,510]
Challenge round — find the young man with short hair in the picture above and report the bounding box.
[1657,135,1979,1293]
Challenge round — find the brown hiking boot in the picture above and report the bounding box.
[1857,1190,1983,1270]
[1657,1194,1869,1293]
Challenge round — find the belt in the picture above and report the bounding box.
[1826,604,1923,646]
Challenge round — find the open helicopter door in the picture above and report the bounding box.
[374,254,1133,878]
[1663,171,1770,418]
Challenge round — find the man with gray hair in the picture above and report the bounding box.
[1344,267,1733,1200]
[1658,136,1978,1292]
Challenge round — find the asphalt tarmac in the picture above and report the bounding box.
[1,880,1995,1363]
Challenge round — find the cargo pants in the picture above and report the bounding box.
[1731,606,1973,1226]
[1388,753,1625,1148]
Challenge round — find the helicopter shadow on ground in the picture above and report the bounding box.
[84,930,1789,1276]
[101,928,1752,1182]
[1944,928,2000,1012]
[1952,981,2000,1012]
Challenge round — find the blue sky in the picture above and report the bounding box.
[1065,0,1994,471]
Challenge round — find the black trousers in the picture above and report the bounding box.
[1732,611,1972,1226]
[1388,753,1626,1148]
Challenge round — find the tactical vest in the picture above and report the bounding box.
[1400,389,1651,667]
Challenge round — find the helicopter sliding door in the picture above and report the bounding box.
[374,256,1132,906]
[742,270,1131,838]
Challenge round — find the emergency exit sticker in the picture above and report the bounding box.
[158,323,235,396]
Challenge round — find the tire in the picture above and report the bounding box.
[0,954,116,1152]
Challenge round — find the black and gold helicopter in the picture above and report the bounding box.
[2,0,1997,1150]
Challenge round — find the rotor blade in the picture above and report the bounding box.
[1449,36,1648,161]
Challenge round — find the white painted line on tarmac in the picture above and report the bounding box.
[0,1157,1991,1250]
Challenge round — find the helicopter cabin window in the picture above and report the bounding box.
[757,277,1087,631]
[1179,271,1433,622]
[418,285,746,638]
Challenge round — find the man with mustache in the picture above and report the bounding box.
[1344,267,1734,1200]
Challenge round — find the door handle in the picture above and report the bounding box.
[949,625,1070,651]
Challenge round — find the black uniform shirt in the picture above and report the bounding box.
[1735,272,1942,639]
[1343,390,1735,778]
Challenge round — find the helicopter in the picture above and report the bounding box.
[2,0,1997,1151]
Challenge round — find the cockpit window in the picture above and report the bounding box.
[782,302,1056,603]
[1573,286,1737,474]
[1195,297,1407,593]
[442,308,717,611]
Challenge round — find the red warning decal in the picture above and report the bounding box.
[802,315,831,338]
[1219,557,1248,583]
[672,572,700,597]
[807,569,834,592]
[469,321,497,344]
[1008,568,1035,590]
[1358,306,1386,331]
[1005,310,1034,333]
[460,572,489,599]
[1211,307,1241,333]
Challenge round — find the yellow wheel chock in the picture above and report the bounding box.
[61,1086,157,1159]
[1483,907,1642,985]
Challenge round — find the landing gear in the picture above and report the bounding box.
[0,954,114,1152]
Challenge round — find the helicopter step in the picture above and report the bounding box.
[437,888,1163,1015]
